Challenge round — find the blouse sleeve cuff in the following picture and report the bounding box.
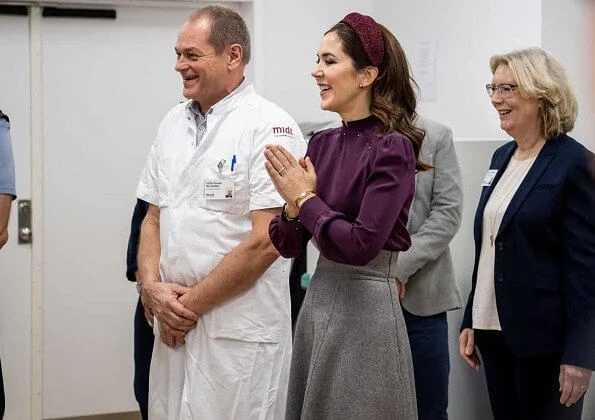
[299,195,332,234]
[276,212,303,236]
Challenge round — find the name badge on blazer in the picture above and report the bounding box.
[481,169,498,187]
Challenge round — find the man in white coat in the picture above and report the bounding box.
[136,6,306,419]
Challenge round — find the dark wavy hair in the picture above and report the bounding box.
[327,22,430,171]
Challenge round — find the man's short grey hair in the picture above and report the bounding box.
[188,5,251,64]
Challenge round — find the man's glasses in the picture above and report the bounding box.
[485,83,518,99]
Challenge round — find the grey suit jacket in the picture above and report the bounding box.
[397,116,463,316]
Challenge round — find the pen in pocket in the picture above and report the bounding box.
[231,154,237,172]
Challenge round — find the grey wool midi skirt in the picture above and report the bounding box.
[286,250,417,420]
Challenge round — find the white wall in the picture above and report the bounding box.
[257,0,373,123]
[257,0,593,149]
[542,0,594,151]
[373,0,541,141]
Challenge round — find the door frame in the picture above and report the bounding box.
[29,7,43,419]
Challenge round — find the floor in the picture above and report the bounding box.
[52,413,140,420]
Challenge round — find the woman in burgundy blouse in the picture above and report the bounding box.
[264,13,427,419]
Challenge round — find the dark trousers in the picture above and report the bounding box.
[0,357,4,419]
[289,251,307,328]
[134,298,154,420]
[475,329,584,420]
[403,309,449,420]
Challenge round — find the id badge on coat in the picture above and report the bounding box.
[205,180,235,199]
[481,169,498,187]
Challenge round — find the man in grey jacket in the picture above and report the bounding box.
[396,116,463,420]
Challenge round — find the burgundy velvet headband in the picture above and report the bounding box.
[340,12,384,68]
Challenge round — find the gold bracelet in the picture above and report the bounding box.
[294,191,316,208]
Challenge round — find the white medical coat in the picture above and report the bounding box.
[136,83,306,420]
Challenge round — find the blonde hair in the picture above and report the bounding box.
[490,47,577,139]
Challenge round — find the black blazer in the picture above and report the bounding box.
[462,134,595,370]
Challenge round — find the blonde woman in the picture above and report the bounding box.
[459,47,595,419]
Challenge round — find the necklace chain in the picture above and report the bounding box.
[488,188,515,247]
[487,157,535,247]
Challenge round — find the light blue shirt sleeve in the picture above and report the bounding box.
[0,118,17,199]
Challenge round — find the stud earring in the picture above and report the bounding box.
[359,84,364,88]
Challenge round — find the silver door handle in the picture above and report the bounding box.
[18,199,32,244]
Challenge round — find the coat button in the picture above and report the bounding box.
[496,242,504,251]
[496,273,504,282]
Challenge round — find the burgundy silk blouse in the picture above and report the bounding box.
[269,116,416,266]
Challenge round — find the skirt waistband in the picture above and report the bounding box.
[315,250,399,281]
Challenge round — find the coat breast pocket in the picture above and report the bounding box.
[198,157,247,214]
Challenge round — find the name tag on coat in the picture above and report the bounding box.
[205,180,234,199]
[481,169,498,187]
